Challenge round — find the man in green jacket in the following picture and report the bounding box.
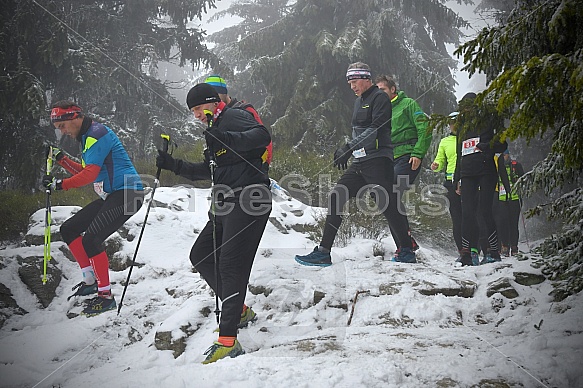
[376,75,432,257]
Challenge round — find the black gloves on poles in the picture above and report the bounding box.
[42,175,62,191]
[333,144,352,170]
[52,148,65,161]
[156,150,177,172]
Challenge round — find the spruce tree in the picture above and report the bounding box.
[0,0,218,191]
[456,0,583,300]
[209,0,468,152]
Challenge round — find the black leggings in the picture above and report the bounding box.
[495,199,521,248]
[444,181,462,251]
[321,157,411,251]
[190,198,271,337]
[460,174,499,253]
[60,189,144,257]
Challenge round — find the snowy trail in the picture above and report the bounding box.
[0,187,581,388]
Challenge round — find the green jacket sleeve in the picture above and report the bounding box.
[433,138,447,172]
[408,101,431,159]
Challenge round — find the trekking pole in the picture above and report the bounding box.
[204,110,221,325]
[117,133,170,315]
[43,146,54,284]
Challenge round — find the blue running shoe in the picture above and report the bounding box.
[295,247,332,267]
[67,281,98,301]
[471,251,480,266]
[81,293,117,317]
[391,247,416,263]
[480,251,502,265]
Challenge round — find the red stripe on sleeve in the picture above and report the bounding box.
[58,156,83,175]
[61,164,100,190]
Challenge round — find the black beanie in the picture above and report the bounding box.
[186,83,221,109]
[461,92,477,101]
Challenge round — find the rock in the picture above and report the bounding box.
[154,331,187,359]
[269,217,289,234]
[154,323,201,358]
[104,235,124,263]
[379,282,403,295]
[117,225,135,242]
[487,278,519,299]
[436,377,459,387]
[23,231,63,246]
[104,235,140,272]
[58,244,76,262]
[290,224,309,233]
[0,282,27,329]
[418,280,477,298]
[17,256,62,308]
[381,279,477,298]
[248,284,272,297]
[313,290,326,305]
[151,199,168,209]
[470,379,512,388]
[513,272,545,286]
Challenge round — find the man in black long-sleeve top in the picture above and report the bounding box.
[294,62,414,266]
[156,83,271,364]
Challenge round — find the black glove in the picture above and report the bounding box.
[53,147,65,161]
[156,150,176,172]
[42,174,62,191]
[204,128,227,149]
[333,144,352,170]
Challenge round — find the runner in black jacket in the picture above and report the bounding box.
[294,62,414,266]
[453,92,507,266]
[156,83,271,364]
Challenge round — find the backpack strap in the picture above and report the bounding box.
[230,101,272,165]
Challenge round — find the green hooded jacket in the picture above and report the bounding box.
[390,91,432,159]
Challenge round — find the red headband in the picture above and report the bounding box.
[50,106,82,122]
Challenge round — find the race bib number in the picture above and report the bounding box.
[352,147,367,158]
[461,137,481,156]
[93,181,108,200]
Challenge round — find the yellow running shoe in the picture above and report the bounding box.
[238,307,257,328]
[202,340,245,364]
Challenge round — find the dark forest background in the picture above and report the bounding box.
[1,0,581,298]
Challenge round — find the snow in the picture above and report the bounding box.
[1,186,582,388]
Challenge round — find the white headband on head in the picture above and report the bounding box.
[346,68,372,80]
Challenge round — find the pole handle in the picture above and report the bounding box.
[203,110,216,165]
[156,134,170,179]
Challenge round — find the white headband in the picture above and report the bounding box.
[346,68,372,80]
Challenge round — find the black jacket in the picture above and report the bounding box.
[454,113,507,184]
[174,106,271,191]
[348,85,392,161]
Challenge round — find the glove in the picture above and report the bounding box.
[156,150,176,172]
[204,128,227,149]
[53,147,65,161]
[333,144,352,170]
[42,174,62,191]
[46,147,65,161]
